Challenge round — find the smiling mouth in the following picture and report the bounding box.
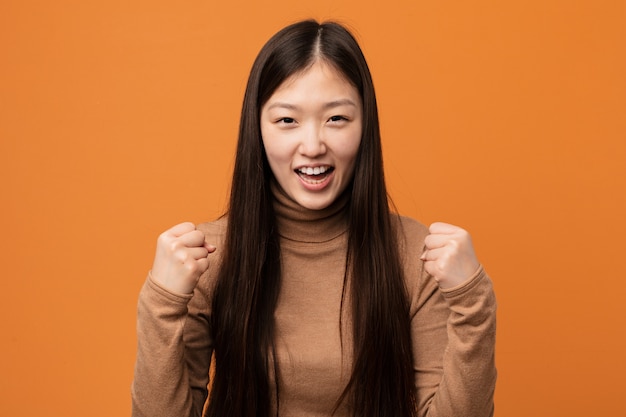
[295,166,334,184]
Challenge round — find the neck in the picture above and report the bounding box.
[271,182,350,243]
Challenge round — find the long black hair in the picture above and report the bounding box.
[207,20,416,417]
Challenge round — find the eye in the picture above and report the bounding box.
[328,115,348,123]
[277,117,296,124]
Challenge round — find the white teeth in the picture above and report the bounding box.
[299,166,328,175]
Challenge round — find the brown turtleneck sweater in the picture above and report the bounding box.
[132,188,497,417]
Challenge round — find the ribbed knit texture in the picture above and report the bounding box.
[132,187,497,417]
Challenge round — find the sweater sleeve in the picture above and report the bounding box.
[411,265,497,417]
[131,274,213,417]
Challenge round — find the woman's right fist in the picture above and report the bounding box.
[150,222,215,294]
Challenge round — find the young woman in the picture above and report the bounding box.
[132,20,497,417]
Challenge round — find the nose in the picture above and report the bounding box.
[298,124,326,157]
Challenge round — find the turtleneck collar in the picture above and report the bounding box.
[272,181,350,243]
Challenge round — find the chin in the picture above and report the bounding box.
[294,194,335,211]
[298,199,333,211]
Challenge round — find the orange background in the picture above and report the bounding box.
[1,1,624,416]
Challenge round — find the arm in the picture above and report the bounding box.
[413,266,497,417]
[131,223,216,417]
[131,277,213,417]
[412,223,497,417]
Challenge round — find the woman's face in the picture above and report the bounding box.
[260,60,362,211]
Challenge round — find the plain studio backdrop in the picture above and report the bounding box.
[1,1,624,415]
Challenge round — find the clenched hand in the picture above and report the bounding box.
[150,222,216,294]
[421,222,480,289]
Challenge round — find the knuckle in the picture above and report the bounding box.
[197,258,210,272]
[157,232,170,246]
[184,261,200,275]
[169,239,183,253]
[177,250,190,263]
[449,243,461,258]
[178,221,194,232]
[458,228,471,242]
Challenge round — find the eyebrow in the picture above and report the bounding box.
[266,99,358,111]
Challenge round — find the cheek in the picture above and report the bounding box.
[337,131,362,169]
[262,136,292,173]
[261,126,278,164]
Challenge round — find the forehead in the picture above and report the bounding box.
[267,60,359,103]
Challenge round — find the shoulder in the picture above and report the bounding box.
[391,214,429,251]
[194,216,228,298]
[390,214,433,301]
[197,215,228,244]
[391,214,428,274]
